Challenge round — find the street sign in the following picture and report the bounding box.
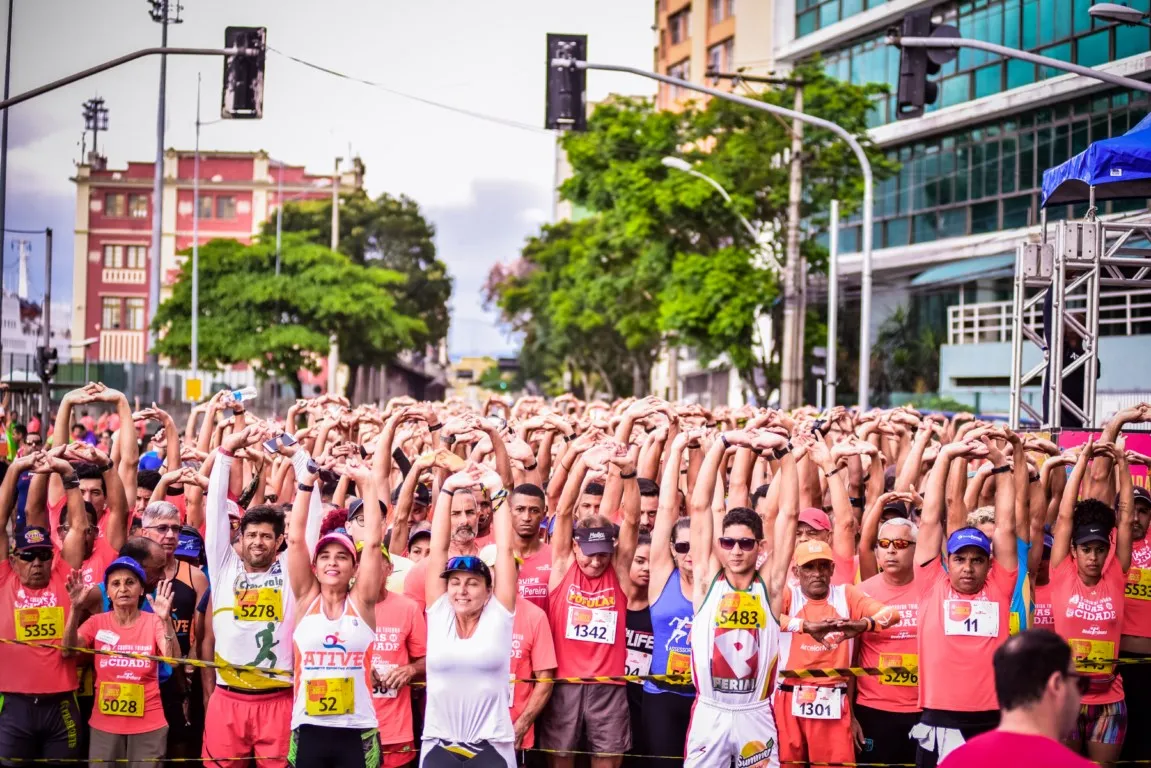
[186,378,203,402]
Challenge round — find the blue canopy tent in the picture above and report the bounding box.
[1041,112,1151,206]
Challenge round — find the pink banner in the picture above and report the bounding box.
[1057,430,1151,490]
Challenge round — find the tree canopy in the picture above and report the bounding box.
[152,235,425,396]
[485,61,897,402]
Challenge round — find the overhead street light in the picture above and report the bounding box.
[1088,2,1151,26]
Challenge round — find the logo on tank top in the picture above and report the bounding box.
[324,633,346,652]
[736,739,775,768]
[711,591,766,693]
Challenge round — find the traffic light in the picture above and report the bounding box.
[895,10,957,120]
[222,26,266,120]
[545,34,587,131]
[36,346,57,382]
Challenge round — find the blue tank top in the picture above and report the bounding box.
[643,569,696,696]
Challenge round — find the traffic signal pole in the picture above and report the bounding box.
[40,227,51,441]
[556,58,876,410]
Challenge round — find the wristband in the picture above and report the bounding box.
[297,483,313,493]
[721,435,732,450]
[219,448,235,458]
[619,470,637,480]
[1029,472,1040,483]
[563,433,574,442]
[99,461,115,474]
[522,461,538,471]
[826,466,841,477]
[442,488,456,497]
[772,443,791,460]
[990,464,1012,475]
[428,423,443,432]
[865,616,877,632]
[784,616,803,633]
[62,474,80,490]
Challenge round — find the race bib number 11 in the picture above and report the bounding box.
[943,599,999,638]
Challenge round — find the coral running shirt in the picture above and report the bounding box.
[1123,534,1151,638]
[1033,582,1055,629]
[79,611,168,735]
[509,599,557,749]
[0,555,78,694]
[1050,556,1125,705]
[365,591,427,745]
[940,730,1097,768]
[856,571,922,713]
[917,559,1015,712]
[480,544,553,611]
[79,538,118,588]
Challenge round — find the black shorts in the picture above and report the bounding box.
[854,704,920,767]
[0,692,82,766]
[289,724,380,768]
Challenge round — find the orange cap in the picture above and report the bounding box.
[794,539,834,566]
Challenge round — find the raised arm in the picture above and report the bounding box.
[493,466,517,614]
[650,430,691,588]
[1051,444,1090,570]
[611,446,641,590]
[348,461,384,609]
[768,444,803,616]
[287,448,320,603]
[918,441,970,566]
[1108,441,1135,573]
[426,469,476,606]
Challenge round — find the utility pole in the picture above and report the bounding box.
[780,86,806,409]
[39,228,51,441]
[0,0,14,368]
[147,0,183,390]
[327,157,341,394]
[191,73,200,388]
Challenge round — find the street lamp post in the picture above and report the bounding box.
[72,337,99,383]
[1088,2,1151,27]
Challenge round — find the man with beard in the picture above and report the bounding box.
[403,468,483,613]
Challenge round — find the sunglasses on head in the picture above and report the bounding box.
[877,538,914,550]
[672,541,691,555]
[17,549,52,562]
[718,537,758,552]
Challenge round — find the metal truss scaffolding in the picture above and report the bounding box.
[1010,214,1151,430]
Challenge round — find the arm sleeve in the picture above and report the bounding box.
[204,454,234,579]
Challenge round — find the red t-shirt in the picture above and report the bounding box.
[0,556,78,694]
[517,546,552,612]
[918,559,1016,712]
[510,599,557,748]
[79,611,168,735]
[857,571,922,713]
[1123,534,1151,638]
[79,538,118,588]
[940,730,1097,768]
[1050,556,1125,704]
[365,591,427,745]
[547,561,626,680]
[1033,582,1055,629]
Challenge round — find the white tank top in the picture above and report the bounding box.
[690,572,780,705]
[211,552,294,690]
[291,594,377,730]
[421,593,515,746]
[777,584,852,679]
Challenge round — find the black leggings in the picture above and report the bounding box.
[641,689,694,761]
[289,725,379,768]
[854,704,920,767]
[1121,652,1151,762]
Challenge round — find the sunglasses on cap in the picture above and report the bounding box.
[718,537,758,552]
[17,550,53,562]
[672,541,691,555]
[877,538,914,550]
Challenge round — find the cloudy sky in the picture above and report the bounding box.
[4,0,654,358]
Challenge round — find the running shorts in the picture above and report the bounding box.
[685,697,779,768]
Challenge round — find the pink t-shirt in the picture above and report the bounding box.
[365,592,427,745]
[1123,534,1151,638]
[403,558,430,614]
[79,611,168,735]
[517,546,553,612]
[0,556,78,695]
[856,571,922,713]
[940,730,1097,768]
[1033,582,1055,629]
[918,559,1016,712]
[79,538,118,588]
[510,599,557,749]
[1050,556,1125,705]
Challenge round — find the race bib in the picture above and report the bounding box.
[14,606,63,641]
[97,682,144,717]
[666,650,693,683]
[566,605,617,645]
[370,662,398,700]
[1126,569,1151,601]
[791,686,843,720]
[625,647,652,678]
[1009,612,1021,635]
[1070,639,1116,675]
[305,678,354,716]
[233,587,283,622]
[944,599,999,638]
[878,653,919,687]
[78,668,94,698]
[715,591,766,630]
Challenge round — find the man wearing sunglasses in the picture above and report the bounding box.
[0,450,90,766]
[940,630,1097,768]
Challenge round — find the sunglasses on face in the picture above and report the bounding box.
[877,539,914,550]
[17,550,52,562]
[146,524,181,535]
[718,537,758,552]
[672,541,691,555]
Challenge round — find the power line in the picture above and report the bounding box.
[268,47,550,136]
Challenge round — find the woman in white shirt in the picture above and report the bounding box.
[421,464,517,767]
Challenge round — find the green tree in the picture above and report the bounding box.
[871,305,943,403]
[267,188,452,351]
[153,235,424,396]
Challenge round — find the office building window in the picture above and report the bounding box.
[710,0,724,23]
[669,8,690,44]
[708,44,723,77]
[727,0,735,15]
[102,245,123,269]
[104,193,126,217]
[128,194,148,219]
[723,37,734,70]
[668,59,691,99]
[197,195,213,219]
[216,195,237,219]
[126,245,147,269]
[101,298,122,330]
[124,298,146,330]
[830,88,1150,252]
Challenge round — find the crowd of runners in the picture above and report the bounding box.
[1,383,1150,768]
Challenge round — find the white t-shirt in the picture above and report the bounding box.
[422,593,515,746]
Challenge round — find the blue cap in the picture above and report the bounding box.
[947,527,992,555]
[138,452,163,472]
[104,556,147,586]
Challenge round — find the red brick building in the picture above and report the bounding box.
[71,150,362,363]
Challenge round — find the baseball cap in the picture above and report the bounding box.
[798,508,832,532]
[104,556,146,586]
[1134,486,1151,508]
[794,539,834,566]
[1072,523,1111,546]
[440,554,492,586]
[947,527,992,555]
[225,499,242,519]
[882,500,910,519]
[313,531,358,563]
[15,526,53,552]
[408,521,432,546]
[348,497,388,522]
[138,452,163,472]
[573,526,616,556]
